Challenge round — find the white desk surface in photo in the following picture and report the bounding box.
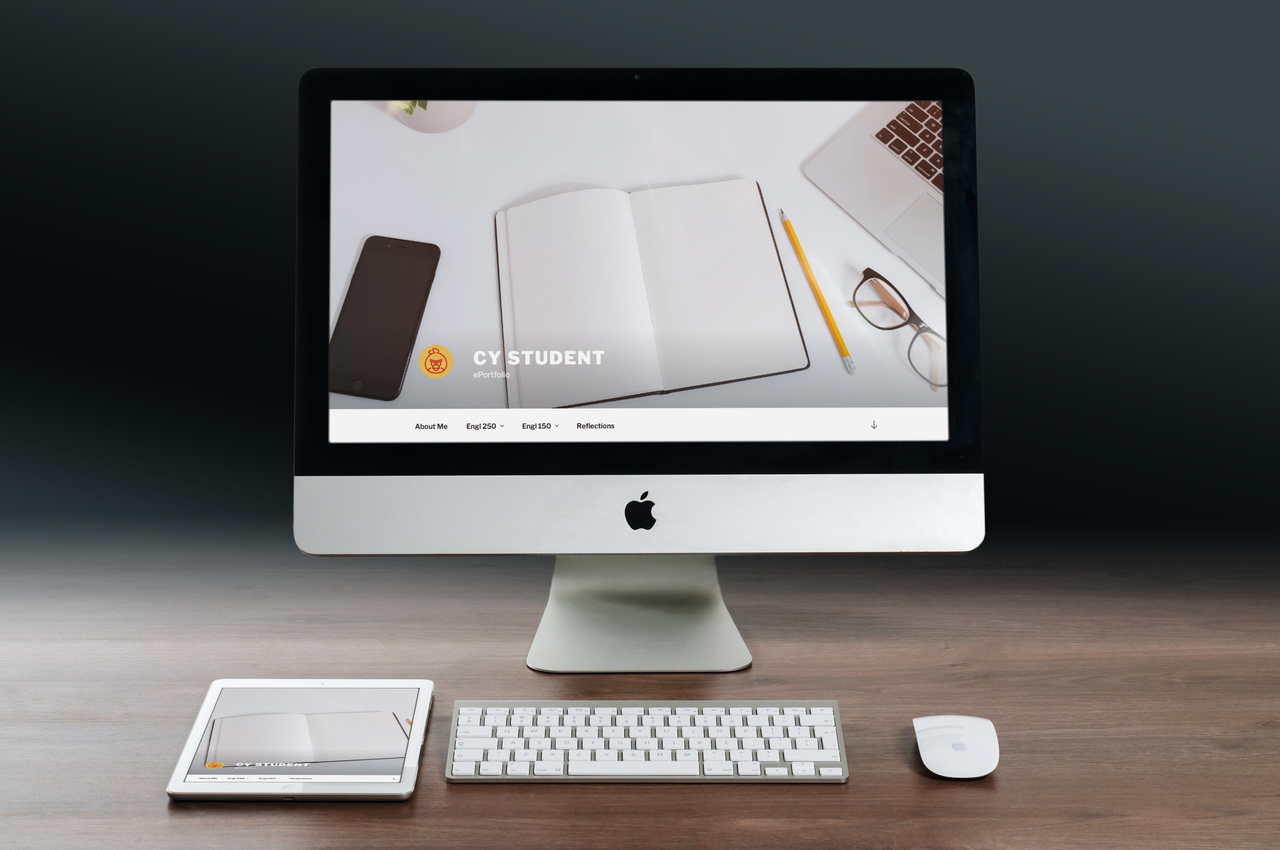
[329,101,948,411]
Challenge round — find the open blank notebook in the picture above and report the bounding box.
[206,712,409,764]
[496,178,810,408]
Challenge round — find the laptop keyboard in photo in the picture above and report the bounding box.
[874,101,945,194]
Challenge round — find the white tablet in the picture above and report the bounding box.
[166,679,434,801]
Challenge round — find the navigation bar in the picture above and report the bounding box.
[330,407,947,443]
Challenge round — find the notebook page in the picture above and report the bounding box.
[500,189,664,408]
[305,711,409,762]
[629,179,809,391]
[207,714,315,765]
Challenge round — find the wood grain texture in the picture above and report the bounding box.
[1,523,1278,849]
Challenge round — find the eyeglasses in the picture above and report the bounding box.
[852,268,948,389]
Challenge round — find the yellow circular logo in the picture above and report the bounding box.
[205,762,224,769]
[419,345,453,378]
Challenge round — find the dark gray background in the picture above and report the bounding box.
[3,0,1276,533]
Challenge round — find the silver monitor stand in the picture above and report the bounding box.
[525,555,752,673]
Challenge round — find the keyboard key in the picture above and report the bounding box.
[704,762,734,776]
[730,707,752,716]
[452,761,476,776]
[730,750,754,761]
[919,128,936,144]
[479,762,504,776]
[456,727,494,739]
[905,103,929,123]
[820,768,844,777]
[568,707,591,715]
[650,749,672,761]
[704,707,726,716]
[810,707,833,716]
[594,708,617,715]
[901,149,921,166]
[459,706,483,715]
[784,708,806,715]
[738,762,762,776]
[895,111,924,135]
[676,750,699,762]
[568,761,700,777]
[765,767,789,777]
[568,750,591,761]
[792,762,816,776]
[458,715,480,726]
[915,161,937,179]
[785,750,840,762]
[452,748,485,761]
[534,762,564,776]
[796,739,820,750]
[506,761,530,776]
[676,707,698,716]
[930,153,943,169]
[928,103,942,119]
[932,174,945,193]
[924,118,941,133]
[758,707,779,716]
[622,750,646,762]
[622,707,644,716]
[515,749,537,761]
[704,750,726,762]
[756,749,780,762]
[886,120,920,148]
[649,707,671,715]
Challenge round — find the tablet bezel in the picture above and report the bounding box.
[165,678,434,801]
[296,68,981,478]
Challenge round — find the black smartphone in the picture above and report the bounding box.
[329,236,441,401]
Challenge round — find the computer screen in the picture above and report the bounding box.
[325,99,949,446]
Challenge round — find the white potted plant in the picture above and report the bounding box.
[387,100,477,133]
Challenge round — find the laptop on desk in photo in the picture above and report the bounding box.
[805,100,949,298]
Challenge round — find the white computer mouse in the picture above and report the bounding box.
[913,715,999,779]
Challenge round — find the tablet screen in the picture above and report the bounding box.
[184,686,421,784]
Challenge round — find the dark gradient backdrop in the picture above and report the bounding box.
[2,1,1276,532]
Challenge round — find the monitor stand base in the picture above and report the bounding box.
[526,555,753,673]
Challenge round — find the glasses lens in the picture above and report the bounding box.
[854,277,911,329]
[908,329,948,387]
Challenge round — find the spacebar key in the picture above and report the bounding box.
[568,761,701,777]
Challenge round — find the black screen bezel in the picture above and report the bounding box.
[296,68,980,478]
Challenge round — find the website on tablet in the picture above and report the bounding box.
[328,100,949,443]
[185,687,420,783]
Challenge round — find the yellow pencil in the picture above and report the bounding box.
[780,209,855,375]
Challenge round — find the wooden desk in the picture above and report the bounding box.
[2,525,1277,848]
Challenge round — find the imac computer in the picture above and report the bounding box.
[294,69,982,673]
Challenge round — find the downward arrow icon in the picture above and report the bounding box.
[871,421,878,429]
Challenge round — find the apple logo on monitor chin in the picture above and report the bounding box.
[625,491,656,530]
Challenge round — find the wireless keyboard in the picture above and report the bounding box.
[445,700,848,783]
